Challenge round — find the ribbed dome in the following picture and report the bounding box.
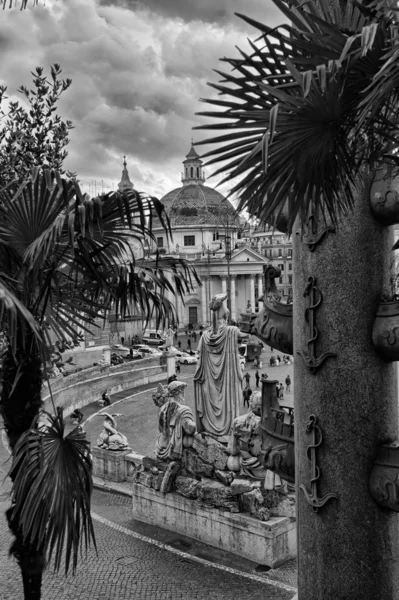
[160,183,239,227]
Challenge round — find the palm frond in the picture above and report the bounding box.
[8,409,96,575]
[197,0,399,231]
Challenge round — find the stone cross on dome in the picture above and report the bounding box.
[181,141,205,185]
[118,155,134,192]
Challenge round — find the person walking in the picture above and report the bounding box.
[193,331,197,343]
[187,338,191,351]
[255,370,260,388]
[244,372,251,387]
[178,340,182,349]
[243,384,252,408]
[285,375,291,392]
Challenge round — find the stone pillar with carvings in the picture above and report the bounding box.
[231,275,237,321]
[201,277,208,325]
[250,275,256,312]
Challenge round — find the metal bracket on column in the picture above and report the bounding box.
[296,214,335,252]
[300,414,338,512]
[297,276,336,374]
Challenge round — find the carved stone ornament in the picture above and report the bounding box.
[297,276,336,373]
[300,414,338,512]
[369,442,399,511]
[372,300,399,362]
[296,214,335,252]
[239,265,293,355]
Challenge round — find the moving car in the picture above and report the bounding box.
[141,330,166,346]
[135,346,163,357]
[178,352,198,365]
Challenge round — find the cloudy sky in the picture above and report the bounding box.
[1,0,284,199]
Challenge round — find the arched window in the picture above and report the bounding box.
[191,167,194,177]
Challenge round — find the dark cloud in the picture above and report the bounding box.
[100,0,284,32]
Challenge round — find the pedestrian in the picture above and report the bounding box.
[176,363,181,374]
[168,374,177,384]
[285,375,291,392]
[187,338,191,350]
[279,382,284,400]
[193,331,197,343]
[178,340,182,349]
[276,382,280,399]
[102,389,111,407]
[244,372,250,386]
[243,385,252,408]
[121,336,125,345]
[255,370,260,387]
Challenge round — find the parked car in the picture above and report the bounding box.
[159,345,183,357]
[141,330,166,346]
[136,346,163,357]
[178,352,198,365]
[111,344,131,357]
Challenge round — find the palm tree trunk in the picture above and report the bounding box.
[1,331,45,600]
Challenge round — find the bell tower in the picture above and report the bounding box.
[181,143,205,185]
[118,155,134,192]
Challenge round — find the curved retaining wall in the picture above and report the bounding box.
[42,356,167,415]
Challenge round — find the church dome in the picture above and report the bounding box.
[160,144,240,228]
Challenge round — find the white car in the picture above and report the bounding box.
[138,346,163,357]
[159,345,184,357]
[110,344,131,357]
[178,352,198,365]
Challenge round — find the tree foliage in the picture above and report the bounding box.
[196,0,399,232]
[0,65,73,186]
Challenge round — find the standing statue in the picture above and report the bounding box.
[153,380,196,460]
[194,294,245,442]
[96,413,130,450]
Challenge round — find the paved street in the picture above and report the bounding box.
[83,338,294,457]
[0,338,296,599]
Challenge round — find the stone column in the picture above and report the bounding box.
[258,273,264,311]
[209,275,213,303]
[231,275,237,321]
[201,277,208,325]
[221,275,227,295]
[250,275,256,311]
[293,179,399,600]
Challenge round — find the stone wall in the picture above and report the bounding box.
[42,357,167,414]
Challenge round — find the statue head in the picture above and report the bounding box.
[249,391,262,416]
[167,380,187,403]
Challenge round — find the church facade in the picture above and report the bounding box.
[150,145,269,328]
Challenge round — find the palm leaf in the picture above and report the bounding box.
[197,0,399,231]
[9,409,96,575]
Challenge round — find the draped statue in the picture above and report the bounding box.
[194,294,244,442]
[153,380,196,461]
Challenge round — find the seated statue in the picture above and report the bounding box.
[194,294,245,442]
[153,380,196,461]
[97,413,130,451]
[228,391,266,480]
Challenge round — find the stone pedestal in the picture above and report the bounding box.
[293,181,399,600]
[131,482,296,568]
[92,446,131,482]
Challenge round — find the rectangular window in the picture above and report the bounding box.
[157,236,164,248]
[279,277,283,284]
[288,275,292,284]
[287,249,292,258]
[278,263,284,271]
[212,232,219,241]
[289,262,292,271]
[184,235,195,246]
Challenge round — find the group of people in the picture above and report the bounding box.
[242,372,291,407]
[269,354,292,367]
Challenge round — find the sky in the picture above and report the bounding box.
[1,0,284,200]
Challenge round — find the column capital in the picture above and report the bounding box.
[220,274,228,280]
[250,274,256,280]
